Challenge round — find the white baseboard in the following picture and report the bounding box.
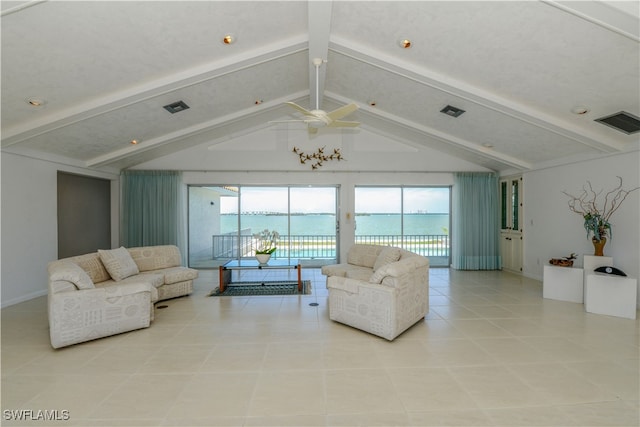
[1,289,47,309]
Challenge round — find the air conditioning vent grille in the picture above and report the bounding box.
[163,101,190,114]
[595,111,640,135]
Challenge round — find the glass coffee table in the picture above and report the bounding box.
[218,259,302,293]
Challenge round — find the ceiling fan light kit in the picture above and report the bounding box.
[272,57,360,134]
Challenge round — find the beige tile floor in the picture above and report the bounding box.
[2,268,639,426]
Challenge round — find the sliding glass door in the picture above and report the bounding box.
[354,186,450,266]
[188,185,338,268]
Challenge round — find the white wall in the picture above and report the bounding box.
[1,153,119,307]
[523,150,640,303]
[135,126,489,173]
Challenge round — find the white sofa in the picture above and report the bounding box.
[321,244,429,341]
[47,245,197,348]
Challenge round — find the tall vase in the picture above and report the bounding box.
[592,237,607,256]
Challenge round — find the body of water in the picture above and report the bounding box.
[221,213,449,236]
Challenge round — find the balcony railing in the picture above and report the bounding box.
[211,233,449,260]
[355,235,450,258]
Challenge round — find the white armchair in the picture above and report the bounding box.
[325,248,429,341]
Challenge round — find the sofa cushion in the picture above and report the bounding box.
[98,247,140,281]
[61,253,111,283]
[121,273,164,288]
[370,256,429,284]
[369,267,388,284]
[321,264,350,278]
[345,267,375,281]
[373,246,401,271]
[347,244,384,268]
[158,267,199,284]
[49,261,95,290]
[127,245,182,271]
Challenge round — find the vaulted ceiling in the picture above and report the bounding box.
[2,1,638,173]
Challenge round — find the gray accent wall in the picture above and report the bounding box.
[57,172,111,258]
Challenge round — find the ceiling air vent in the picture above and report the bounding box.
[440,105,465,118]
[594,111,640,135]
[163,100,190,114]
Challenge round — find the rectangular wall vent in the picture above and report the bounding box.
[595,111,640,135]
[440,105,465,118]
[163,100,190,114]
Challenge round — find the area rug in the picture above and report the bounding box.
[208,280,312,297]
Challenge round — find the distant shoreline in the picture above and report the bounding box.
[221,212,449,216]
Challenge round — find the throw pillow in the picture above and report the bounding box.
[98,247,139,281]
[373,246,401,271]
[49,261,95,289]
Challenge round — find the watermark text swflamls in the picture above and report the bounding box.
[3,409,70,421]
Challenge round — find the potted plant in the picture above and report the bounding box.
[563,176,639,256]
[253,229,279,264]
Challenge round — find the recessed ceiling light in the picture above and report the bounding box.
[26,98,46,107]
[571,106,590,115]
[399,38,412,49]
[254,99,263,105]
[222,34,236,45]
[368,100,377,107]
[130,139,139,145]
[482,143,494,149]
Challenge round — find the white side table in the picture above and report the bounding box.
[583,255,613,302]
[584,273,637,319]
[543,265,584,303]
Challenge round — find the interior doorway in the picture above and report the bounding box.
[57,172,111,258]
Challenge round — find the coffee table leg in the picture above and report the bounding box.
[297,264,302,292]
[219,266,227,293]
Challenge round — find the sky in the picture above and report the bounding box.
[219,186,450,214]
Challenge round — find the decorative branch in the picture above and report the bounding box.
[562,176,639,241]
[292,146,345,170]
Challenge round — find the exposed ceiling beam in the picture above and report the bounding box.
[542,0,640,42]
[307,0,332,110]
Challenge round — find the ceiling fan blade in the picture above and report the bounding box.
[328,120,360,127]
[285,102,313,116]
[269,120,308,124]
[326,103,358,120]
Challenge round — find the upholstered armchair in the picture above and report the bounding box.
[325,246,429,341]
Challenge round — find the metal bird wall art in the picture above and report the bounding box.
[292,146,345,170]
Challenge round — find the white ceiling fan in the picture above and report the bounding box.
[272,58,359,134]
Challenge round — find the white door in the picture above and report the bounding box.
[500,176,523,273]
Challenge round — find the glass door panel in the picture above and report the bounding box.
[289,187,338,262]
[355,187,402,245]
[239,187,288,260]
[402,187,450,265]
[188,186,239,268]
[354,186,450,267]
